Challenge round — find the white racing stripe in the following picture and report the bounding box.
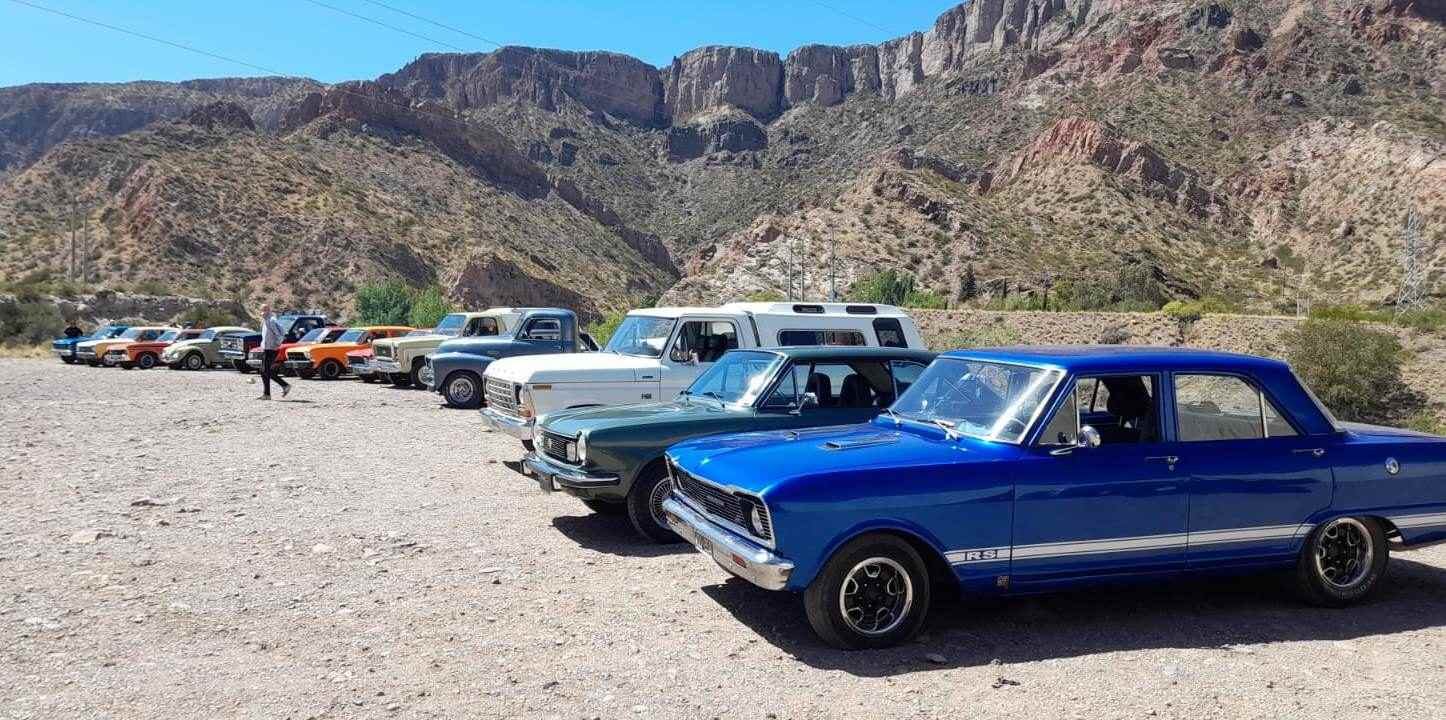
[948,522,1309,566]
[1389,512,1446,529]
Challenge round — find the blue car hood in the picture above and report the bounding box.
[667,419,1022,496]
[435,336,516,356]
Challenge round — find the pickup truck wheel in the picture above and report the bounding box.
[318,359,343,380]
[804,534,932,650]
[61,356,76,364]
[390,372,413,388]
[627,465,682,543]
[581,499,626,516]
[1295,516,1388,607]
[409,360,426,390]
[442,372,482,409]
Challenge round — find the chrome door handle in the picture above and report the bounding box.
[1145,455,1180,467]
[1292,448,1326,457]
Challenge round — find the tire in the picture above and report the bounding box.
[804,534,932,650]
[360,374,377,384]
[183,352,206,371]
[442,371,482,409]
[233,360,251,373]
[626,464,682,543]
[1295,516,1388,607]
[61,356,76,364]
[581,498,627,516]
[409,360,426,390]
[137,353,157,370]
[318,359,343,380]
[390,372,413,388]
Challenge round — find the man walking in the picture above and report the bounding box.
[259,304,291,400]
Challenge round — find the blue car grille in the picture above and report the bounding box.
[672,465,772,542]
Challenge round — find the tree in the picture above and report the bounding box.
[355,280,412,325]
[407,285,454,329]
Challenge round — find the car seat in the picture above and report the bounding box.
[806,372,835,407]
[839,374,874,408]
[1100,377,1157,444]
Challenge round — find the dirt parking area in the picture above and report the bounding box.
[2,358,1444,719]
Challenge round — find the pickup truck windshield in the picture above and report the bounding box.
[605,316,676,358]
[892,358,1063,443]
[684,351,782,406]
[118,327,144,340]
[433,314,467,336]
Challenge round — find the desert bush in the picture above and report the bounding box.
[1404,410,1446,436]
[1281,319,1422,424]
[0,299,64,344]
[1393,304,1446,335]
[903,289,949,309]
[407,285,454,329]
[744,289,785,302]
[355,280,412,325]
[1308,304,1387,323]
[585,311,626,347]
[1113,263,1168,308]
[177,305,252,329]
[1161,297,1241,324]
[848,270,915,306]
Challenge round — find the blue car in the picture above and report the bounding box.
[662,346,1446,649]
[51,324,127,364]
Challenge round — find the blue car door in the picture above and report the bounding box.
[1171,373,1333,567]
[1009,373,1189,591]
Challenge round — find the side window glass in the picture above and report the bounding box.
[888,361,926,406]
[1264,395,1299,438]
[671,321,738,363]
[1039,382,1079,446]
[777,330,866,346]
[525,318,562,341]
[873,318,907,348]
[1175,375,1274,442]
[764,364,809,408]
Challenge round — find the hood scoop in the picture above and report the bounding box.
[821,432,902,451]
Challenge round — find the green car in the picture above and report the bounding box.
[525,346,936,542]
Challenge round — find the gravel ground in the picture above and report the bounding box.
[2,358,1444,720]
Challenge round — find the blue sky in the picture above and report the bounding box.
[0,0,959,86]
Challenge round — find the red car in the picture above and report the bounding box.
[105,328,205,369]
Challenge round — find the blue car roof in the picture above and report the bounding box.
[942,345,1290,373]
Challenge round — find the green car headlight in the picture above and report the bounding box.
[575,432,588,464]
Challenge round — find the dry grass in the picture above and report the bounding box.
[0,343,51,359]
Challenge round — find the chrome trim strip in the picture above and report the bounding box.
[947,523,1315,566]
[1389,512,1446,529]
[523,452,619,488]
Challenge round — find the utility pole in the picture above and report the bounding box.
[828,236,837,302]
[68,202,77,281]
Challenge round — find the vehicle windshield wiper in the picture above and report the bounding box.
[881,407,902,424]
[927,417,961,440]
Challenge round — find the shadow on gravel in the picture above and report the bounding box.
[700,557,1446,677]
[551,514,695,558]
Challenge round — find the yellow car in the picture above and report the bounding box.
[76,326,172,366]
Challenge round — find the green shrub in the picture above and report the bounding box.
[744,289,785,302]
[847,270,915,306]
[943,323,1023,349]
[407,285,454,329]
[903,289,949,309]
[585,311,625,348]
[1281,319,1423,424]
[1162,297,1240,324]
[1404,410,1446,436]
[0,300,64,344]
[1393,305,1446,335]
[1309,304,1387,323]
[355,280,412,325]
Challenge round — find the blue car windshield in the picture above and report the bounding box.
[684,351,782,406]
[891,358,1063,443]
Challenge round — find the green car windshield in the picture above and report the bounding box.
[683,350,783,406]
[891,358,1062,443]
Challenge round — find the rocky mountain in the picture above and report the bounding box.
[0,0,1442,317]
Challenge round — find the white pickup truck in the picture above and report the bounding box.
[479,302,926,448]
[369,308,523,388]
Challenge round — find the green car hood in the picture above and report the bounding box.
[541,399,751,437]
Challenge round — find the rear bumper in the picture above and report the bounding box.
[662,496,793,591]
[523,452,620,493]
[480,406,534,441]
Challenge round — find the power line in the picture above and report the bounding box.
[809,0,897,36]
[298,0,471,54]
[357,0,507,48]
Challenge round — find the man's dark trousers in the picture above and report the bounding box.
[261,349,290,397]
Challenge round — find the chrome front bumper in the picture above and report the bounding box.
[245,357,263,368]
[102,353,127,366]
[523,452,620,493]
[480,406,534,441]
[372,358,403,374]
[282,359,313,372]
[350,359,375,376]
[662,496,793,591]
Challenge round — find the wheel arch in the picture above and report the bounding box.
[793,522,955,593]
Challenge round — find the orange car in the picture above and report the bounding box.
[110,327,206,369]
[283,325,412,380]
